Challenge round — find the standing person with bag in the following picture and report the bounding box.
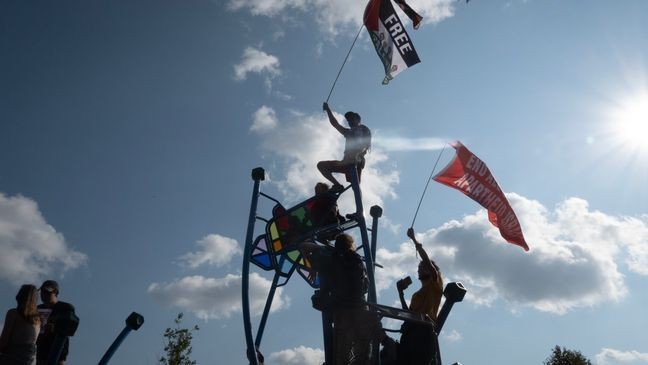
[0,284,41,365]
[329,234,383,365]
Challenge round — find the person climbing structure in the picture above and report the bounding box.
[317,102,371,191]
[396,228,444,365]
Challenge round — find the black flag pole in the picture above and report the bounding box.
[325,24,365,103]
[410,144,447,229]
[325,0,383,103]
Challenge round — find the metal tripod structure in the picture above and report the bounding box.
[241,166,466,365]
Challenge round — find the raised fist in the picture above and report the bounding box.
[407,227,416,240]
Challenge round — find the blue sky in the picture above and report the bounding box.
[1,0,648,364]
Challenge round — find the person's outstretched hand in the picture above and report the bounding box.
[407,227,416,240]
[323,102,329,111]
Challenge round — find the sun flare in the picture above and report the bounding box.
[608,92,648,154]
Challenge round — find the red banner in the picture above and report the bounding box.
[434,142,529,251]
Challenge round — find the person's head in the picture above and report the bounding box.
[334,233,356,252]
[344,111,361,127]
[39,280,59,306]
[417,260,440,281]
[314,182,330,195]
[16,284,40,323]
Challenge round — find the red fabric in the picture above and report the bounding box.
[434,141,529,251]
[363,0,381,31]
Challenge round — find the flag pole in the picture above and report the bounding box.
[325,24,365,103]
[410,144,447,229]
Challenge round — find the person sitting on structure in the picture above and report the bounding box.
[311,182,344,230]
[318,102,371,191]
[396,228,444,365]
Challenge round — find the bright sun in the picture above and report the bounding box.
[608,92,648,154]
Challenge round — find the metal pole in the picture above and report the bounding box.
[243,167,265,365]
[369,205,383,276]
[98,328,131,365]
[436,282,466,333]
[348,167,381,365]
[254,258,284,347]
[349,167,376,304]
[98,312,144,365]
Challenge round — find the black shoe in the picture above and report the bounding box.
[345,213,359,220]
[331,184,345,192]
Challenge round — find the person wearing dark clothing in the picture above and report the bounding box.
[330,234,374,365]
[0,284,41,365]
[318,102,371,190]
[396,228,443,365]
[301,235,381,365]
[36,280,75,365]
[311,182,344,230]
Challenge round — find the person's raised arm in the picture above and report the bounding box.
[407,227,436,275]
[396,279,410,310]
[323,102,347,135]
[299,241,321,260]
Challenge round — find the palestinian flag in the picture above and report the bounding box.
[364,0,421,84]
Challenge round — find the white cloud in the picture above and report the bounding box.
[407,0,455,25]
[148,273,290,320]
[234,47,281,83]
[373,135,446,151]
[251,105,279,132]
[178,234,241,269]
[268,346,325,365]
[376,195,648,314]
[227,0,307,17]
[250,108,399,214]
[596,348,648,365]
[0,193,87,284]
[272,90,293,101]
[442,329,462,342]
[227,0,456,35]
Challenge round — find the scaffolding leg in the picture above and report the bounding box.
[243,167,265,365]
[348,166,381,365]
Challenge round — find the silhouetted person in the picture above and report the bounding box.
[318,102,371,191]
[315,182,330,195]
[396,228,443,365]
[0,284,41,364]
[36,280,75,365]
[311,182,344,230]
[331,234,381,365]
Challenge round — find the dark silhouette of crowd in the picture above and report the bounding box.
[0,280,76,365]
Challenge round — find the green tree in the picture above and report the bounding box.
[159,313,200,365]
[543,345,592,365]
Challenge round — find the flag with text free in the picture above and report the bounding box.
[364,0,421,85]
